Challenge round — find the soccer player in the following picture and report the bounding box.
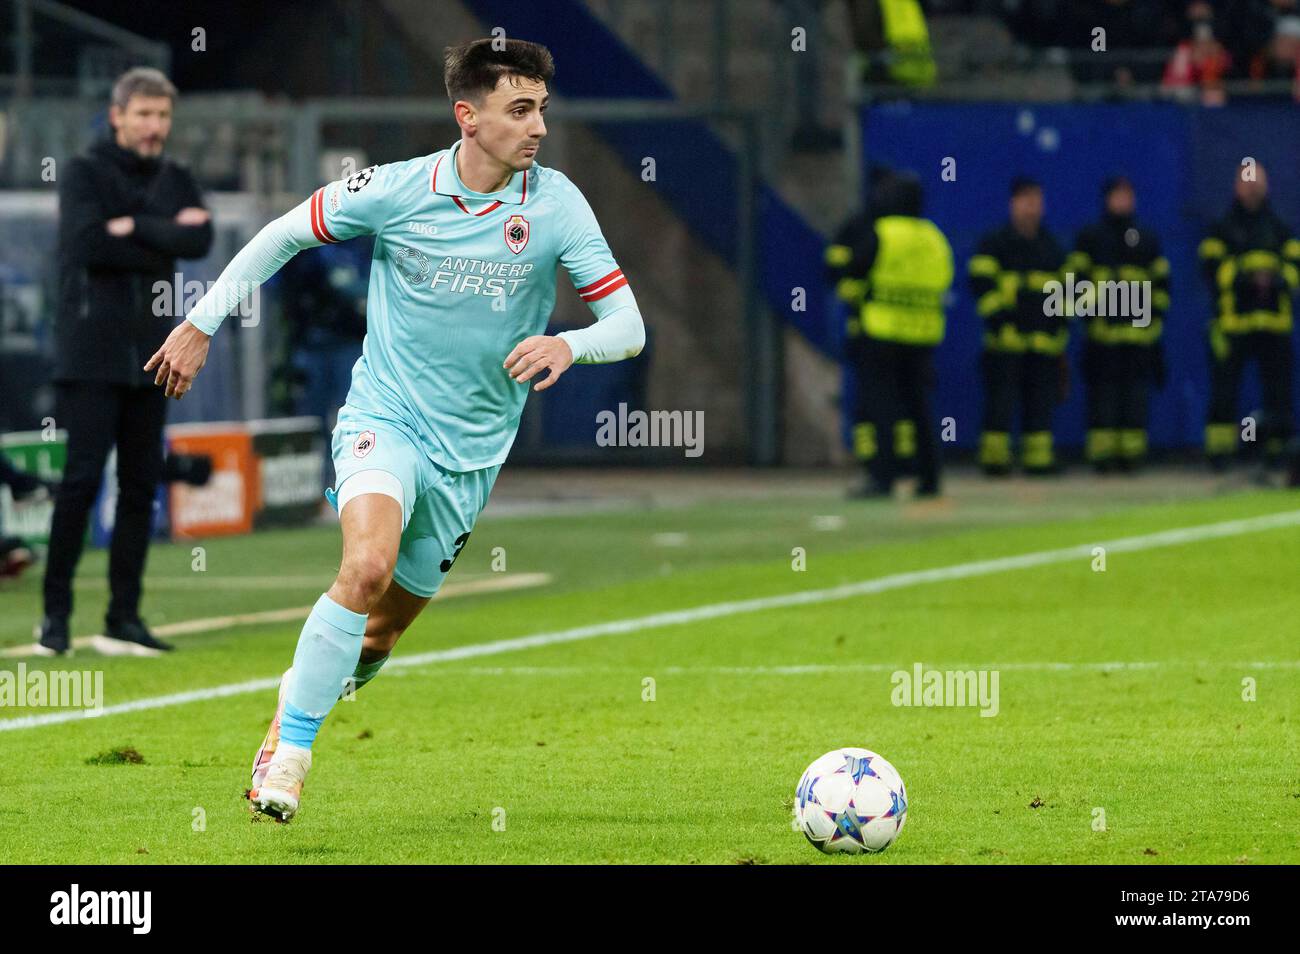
[144,39,645,821]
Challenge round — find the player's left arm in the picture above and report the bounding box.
[506,185,645,392]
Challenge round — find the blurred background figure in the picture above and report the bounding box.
[1068,175,1169,473]
[1199,163,1300,471]
[827,170,953,498]
[39,67,212,655]
[842,0,936,88]
[0,456,53,579]
[1248,12,1300,101]
[1161,1,1232,105]
[968,177,1067,477]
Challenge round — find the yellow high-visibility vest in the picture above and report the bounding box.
[861,216,953,345]
[880,0,937,86]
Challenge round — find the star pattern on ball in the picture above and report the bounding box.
[842,753,877,784]
[827,802,868,846]
[885,788,908,831]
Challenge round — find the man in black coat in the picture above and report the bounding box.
[39,67,214,655]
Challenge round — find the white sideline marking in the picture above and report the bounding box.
[387,660,1300,677]
[1,572,552,659]
[2,509,1298,732]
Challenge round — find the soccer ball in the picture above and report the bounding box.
[794,747,907,854]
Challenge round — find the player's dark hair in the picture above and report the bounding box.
[443,38,555,105]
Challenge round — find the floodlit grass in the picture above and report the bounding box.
[1,484,1297,863]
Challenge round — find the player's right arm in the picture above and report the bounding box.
[145,165,389,398]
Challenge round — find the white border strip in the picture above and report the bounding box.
[3,509,1298,732]
[384,661,1300,677]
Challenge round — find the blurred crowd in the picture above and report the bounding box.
[842,0,1300,101]
[998,0,1300,100]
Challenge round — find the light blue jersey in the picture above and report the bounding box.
[183,138,640,595]
[307,140,628,471]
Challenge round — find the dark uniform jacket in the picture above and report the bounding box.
[1067,213,1169,347]
[967,225,1067,355]
[1198,200,1300,337]
[55,136,213,386]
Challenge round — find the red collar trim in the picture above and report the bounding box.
[430,152,527,214]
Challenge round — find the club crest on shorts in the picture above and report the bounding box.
[504,214,530,254]
[353,431,376,458]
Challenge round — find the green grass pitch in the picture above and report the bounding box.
[1,480,1298,864]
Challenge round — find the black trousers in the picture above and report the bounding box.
[980,350,1059,471]
[1206,331,1294,462]
[43,382,167,622]
[852,337,939,489]
[1084,342,1156,465]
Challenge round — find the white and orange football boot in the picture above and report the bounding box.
[250,746,312,823]
[247,668,310,821]
[248,668,291,795]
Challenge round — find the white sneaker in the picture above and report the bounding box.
[250,746,312,822]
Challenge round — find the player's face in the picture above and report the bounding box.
[110,94,173,158]
[479,74,549,170]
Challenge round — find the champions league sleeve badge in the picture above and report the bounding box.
[346,165,377,193]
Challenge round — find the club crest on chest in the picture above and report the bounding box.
[504,214,530,254]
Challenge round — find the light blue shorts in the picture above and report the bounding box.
[325,415,501,599]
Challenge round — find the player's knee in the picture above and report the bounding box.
[336,550,395,610]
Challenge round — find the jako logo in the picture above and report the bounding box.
[890,663,1000,717]
[50,884,151,935]
[595,403,704,458]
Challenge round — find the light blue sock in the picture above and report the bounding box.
[280,593,367,750]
